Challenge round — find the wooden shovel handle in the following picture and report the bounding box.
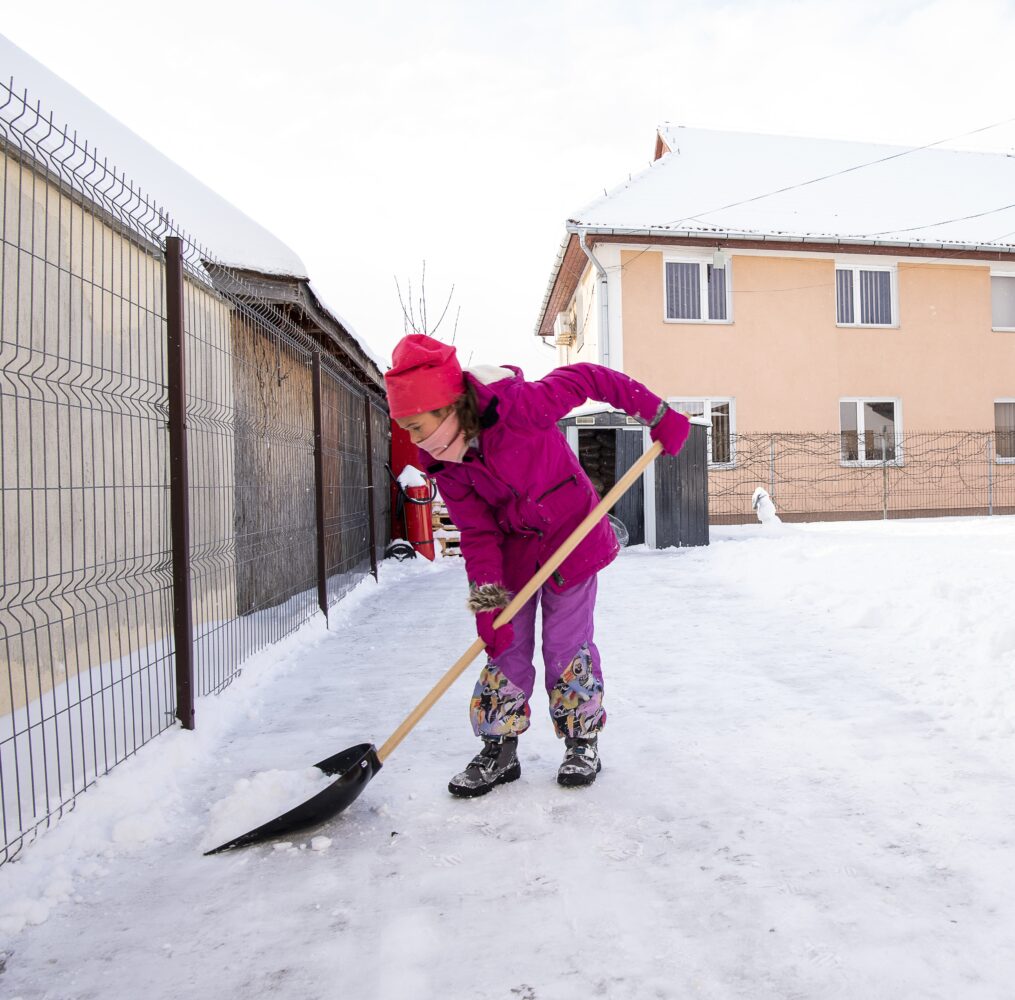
[376,440,664,762]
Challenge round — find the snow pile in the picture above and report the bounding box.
[200,767,333,853]
[751,486,782,527]
[397,465,428,489]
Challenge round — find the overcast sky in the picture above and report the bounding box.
[5,0,1015,378]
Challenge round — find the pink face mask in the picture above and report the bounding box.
[416,411,469,463]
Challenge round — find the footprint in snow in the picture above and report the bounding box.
[432,854,463,868]
[716,872,747,886]
[600,840,644,862]
[528,874,557,892]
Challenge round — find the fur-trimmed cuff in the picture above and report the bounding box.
[649,400,670,429]
[467,583,512,614]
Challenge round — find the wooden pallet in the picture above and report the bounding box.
[432,500,462,557]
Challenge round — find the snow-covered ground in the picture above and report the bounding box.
[3,517,1015,999]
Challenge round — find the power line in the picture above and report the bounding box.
[556,117,1015,332]
[661,114,1015,228]
[849,200,1015,239]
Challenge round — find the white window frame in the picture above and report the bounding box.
[669,396,736,468]
[662,255,733,325]
[835,262,898,329]
[990,271,1015,332]
[995,398,1015,464]
[838,397,904,466]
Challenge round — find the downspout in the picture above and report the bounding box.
[578,230,611,369]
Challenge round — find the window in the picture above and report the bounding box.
[991,275,1015,330]
[670,397,734,466]
[836,266,895,326]
[839,399,901,463]
[996,400,1015,461]
[665,260,729,322]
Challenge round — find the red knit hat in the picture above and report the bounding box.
[384,334,465,418]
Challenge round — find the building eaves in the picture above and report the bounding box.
[533,234,590,340]
[218,268,386,393]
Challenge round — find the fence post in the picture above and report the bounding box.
[769,434,775,502]
[364,396,379,581]
[311,353,329,619]
[988,435,994,516]
[882,433,888,520]
[165,237,194,730]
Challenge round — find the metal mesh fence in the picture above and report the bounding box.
[711,432,1015,523]
[0,82,388,864]
[321,357,372,608]
[185,277,321,697]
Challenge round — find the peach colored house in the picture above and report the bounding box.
[536,126,1015,521]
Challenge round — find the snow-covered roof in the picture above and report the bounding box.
[0,34,308,277]
[569,125,1015,251]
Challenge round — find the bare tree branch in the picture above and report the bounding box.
[394,275,415,335]
[394,263,458,341]
[430,284,456,336]
[420,260,427,335]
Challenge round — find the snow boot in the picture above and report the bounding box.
[557,735,602,787]
[448,736,521,798]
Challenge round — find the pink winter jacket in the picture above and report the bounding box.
[419,363,666,596]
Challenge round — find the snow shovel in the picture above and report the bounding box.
[204,441,664,854]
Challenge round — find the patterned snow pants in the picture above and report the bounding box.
[470,575,605,740]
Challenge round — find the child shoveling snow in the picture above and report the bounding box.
[384,334,689,796]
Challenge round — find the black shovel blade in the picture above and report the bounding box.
[203,743,382,855]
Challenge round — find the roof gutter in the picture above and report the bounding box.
[566,224,1015,256]
[578,230,611,369]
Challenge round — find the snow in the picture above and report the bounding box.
[752,486,781,526]
[397,464,428,489]
[0,35,308,279]
[3,517,1015,998]
[200,767,334,853]
[304,281,389,372]
[0,33,390,378]
[571,126,1015,251]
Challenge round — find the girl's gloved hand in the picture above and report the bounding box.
[650,405,691,456]
[476,610,514,661]
[467,582,513,660]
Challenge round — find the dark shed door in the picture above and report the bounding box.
[654,422,709,548]
[612,429,645,545]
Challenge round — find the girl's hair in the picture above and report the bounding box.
[453,382,482,441]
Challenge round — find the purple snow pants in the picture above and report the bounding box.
[470,575,606,739]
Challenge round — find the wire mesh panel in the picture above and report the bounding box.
[0,111,175,862]
[320,357,371,606]
[0,82,389,865]
[369,399,392,565]
[181,268,319,696]
[995,449,1015,513]
[710,432,1015,523]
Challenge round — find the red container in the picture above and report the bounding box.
[389,421,416,540]
[403,481,435,561]
[389,419,435,560]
